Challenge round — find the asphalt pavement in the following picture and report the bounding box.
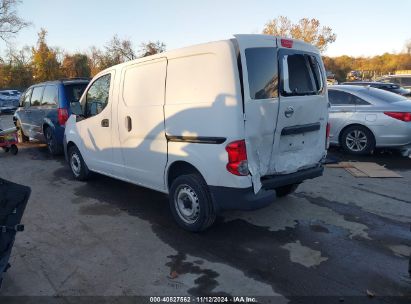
[0,114,410,303]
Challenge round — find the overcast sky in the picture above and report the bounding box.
[6,0,411,57]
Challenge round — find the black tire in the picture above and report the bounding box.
[68,145,90,181]
[16,120,29,143]
[2,147,9,153]
[169,174,216,232]
[276,183,299,197]
[10,144,18,155]
[44,127,62,156]
[340,125,375,155]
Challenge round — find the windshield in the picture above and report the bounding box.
[64,83,88,103]
[361,87,408,103]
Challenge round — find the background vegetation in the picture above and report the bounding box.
[0,1,410,90]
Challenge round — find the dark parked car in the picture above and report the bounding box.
[342,81,411,97]
[13,78,89,155]
[377,75,411,90]
[0,90,21,114]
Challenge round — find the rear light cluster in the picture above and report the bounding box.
[325,122,331,149]
[384,112,411,122]
[225,140,249,176]
[58,108,69,126]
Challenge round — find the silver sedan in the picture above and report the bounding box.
[328,85,411,155]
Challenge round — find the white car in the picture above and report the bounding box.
[64,34,329,231]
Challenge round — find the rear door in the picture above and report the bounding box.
[235,35,328,192]
[274,45,328,173]
[28,86,45,139]
[234,35,279,192]
[328,89,357,143]
[41,85,59,127]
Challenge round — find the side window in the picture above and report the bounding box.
[85,74,111,117]
[21,89,32,107]
[328,90,357,105]
[30,86,44,106]
[281,53,324,96]
[352,95,370,105]
[245,47,278,100]
[42,85,58,106]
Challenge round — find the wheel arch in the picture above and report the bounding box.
[42,118,55,137]
[338,123,376,146]
[166,161,205,192]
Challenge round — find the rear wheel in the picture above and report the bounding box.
[68,145,90,181]
[341,125,375,155]
[169,174,216,232]
[16,120,29,143]
[275,184,299,197]
[44,127,62,156]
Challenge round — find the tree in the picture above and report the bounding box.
[139,41,166,57]
[0,0,29,43]
[263,16,336,52]
[62,53,90,78]
[31,29,61,82]
[105,35,136,63]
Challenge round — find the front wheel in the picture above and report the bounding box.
[16,120,29,143]
[341,125,375,155]
[68,145,90,181]
[169,174,216,232]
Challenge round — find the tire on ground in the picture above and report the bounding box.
[169,174,216,232]
[275,183,299,197]
[340,125,375,155]
[68,145,90,181]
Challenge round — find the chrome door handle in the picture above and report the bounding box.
[284,107,294,118]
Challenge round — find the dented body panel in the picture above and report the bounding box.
[235,34,328,193]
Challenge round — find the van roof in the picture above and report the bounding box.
[95,34,320,77]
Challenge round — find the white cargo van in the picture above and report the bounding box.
[64,34,329,231]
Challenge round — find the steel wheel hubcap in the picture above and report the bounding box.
[174,185,200,224]
[70,153,81,176]
[346,130,368,152]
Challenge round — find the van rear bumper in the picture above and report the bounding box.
[209,186,276,212]
[209,165,324,212]
[261,165,324,189]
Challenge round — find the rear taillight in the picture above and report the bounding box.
[281,39,293,48]
[384,112,411,122]
[225,140,249,176]
[58,108,69,126]
[325,122,331,149]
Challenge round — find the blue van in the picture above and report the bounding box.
[13,78,89,155]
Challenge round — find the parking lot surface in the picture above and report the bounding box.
[0,114,410,302]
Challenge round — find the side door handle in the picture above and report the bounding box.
[101,119,109,127]
[126,116,132,132]
[284,106,294,118]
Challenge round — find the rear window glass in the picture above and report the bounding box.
[281,53,324,96]
[64,83,88,104]
[245,47,278,100]
[361,87,407,103]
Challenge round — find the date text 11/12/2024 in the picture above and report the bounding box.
[149,297,257,303]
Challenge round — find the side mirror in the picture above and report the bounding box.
[70,102,83,116]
